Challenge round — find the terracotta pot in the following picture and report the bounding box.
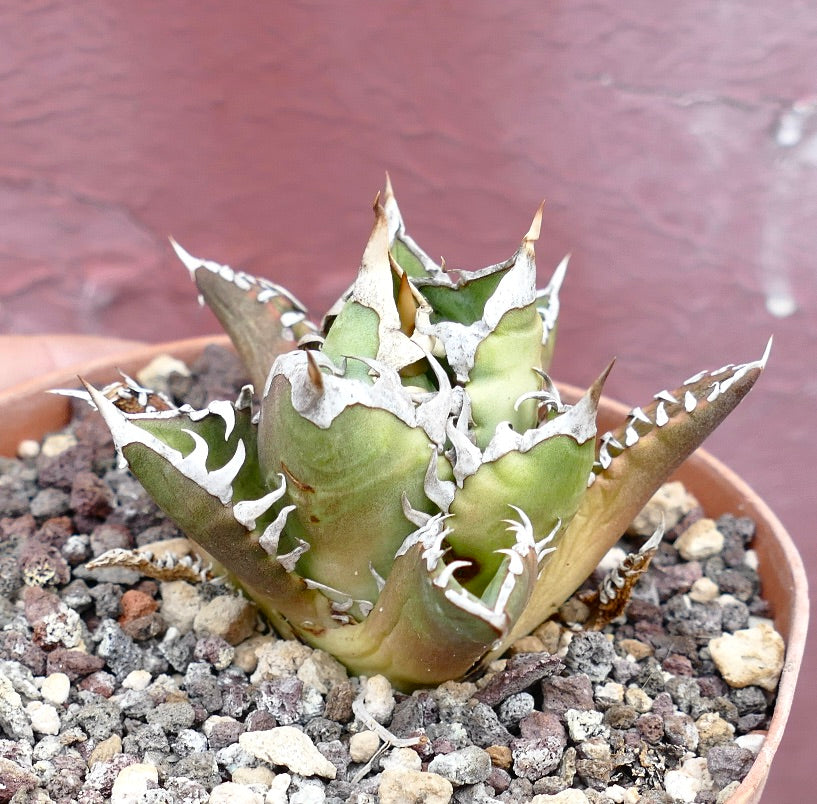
[0,335,807,804]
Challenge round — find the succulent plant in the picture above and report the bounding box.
[79,180,768,690]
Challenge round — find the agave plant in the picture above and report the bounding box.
[79,180,767,690]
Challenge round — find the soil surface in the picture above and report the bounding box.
[0,345,781,804]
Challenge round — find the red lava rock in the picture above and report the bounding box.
[697,675,729,699]
[323,681,355,723]
[0,631,47,675]
[707,744,756,788]
[541,673,595,717]
[74,414,115,453]
[626,598,663,624]
[487,766,511,793]
[37,444,95,490]
[193,634,234,667]
[78,670,117,697]
[46,648,106,680]
[36,516,74,547]
[662,653,694,677]
[634,620,667,645]
[665,508,706,542]
[0,513,36,542]
[652,562,703,600]
[518,710,565,741]
[135,579,159,596]
[89,523,133,556]
[636,712,665,744]
[119,589,159,623]
[244,709,277,732]
[0,757,39,803]
[475,652,562,707]
[22,585,62,624]
[432,738,457,755]
[18,539,71,586]
[70,471,114,519]
[651,692,675,719]
[120,612,166,641]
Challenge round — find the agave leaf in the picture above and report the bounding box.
[83,382,336,638]
[382,174,443,281]
[417,267,511,326]
[170,239,316,392]
[537,254,568,372]
[445,384,600,595]
[494,340,771,651]
[311,512,539,690]
[322,201,426,379]
[258,362,441,604]
[464,304,544,446]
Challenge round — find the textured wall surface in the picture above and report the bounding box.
[1,3,814,796]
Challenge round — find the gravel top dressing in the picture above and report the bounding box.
[0,346,783,804]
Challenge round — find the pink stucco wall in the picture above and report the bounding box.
[2,4,814,797]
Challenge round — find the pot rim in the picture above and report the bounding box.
[0,333,807,803]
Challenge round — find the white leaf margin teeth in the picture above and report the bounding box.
[233,474,288,529]
[84,383,247,506]
[170,238,310,314]
[258,505,296,556]
[395,504,540,636]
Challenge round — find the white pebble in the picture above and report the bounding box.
[209,781,265,804]
[40,433,77,457]
[663,757,712,803]
[122,669,152,691]
[624,686,653,713]
[349,729,381,763]
[297,649,348,694]
[530,790,590,803]
[594,681,624,707]
[610,787,640,804]
[26,701,60,735]
[230,766,275,787]
[16,439,40,459]
[627,481,698,535]
[381,746,422,772]
[363,674,395,723]
[709,623,785,691]
[239,727,336,779]
[379,769,453,804]
[744,549,759,570]
[136,354,190,391]
[736,733,766,756]
[251,640,313,682]
[110,763,159,803]
[266,772,292,804]
[39,673,70,706]
[675,518,724,560]
[689,577,719,603]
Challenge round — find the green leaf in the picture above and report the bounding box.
[419,268,510,326]
[83,383,336,638]
[258,371,439,604]
[495,342,770,651]
[465,304,544,447]
[310,513,539,690]
[446,396,597,595]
